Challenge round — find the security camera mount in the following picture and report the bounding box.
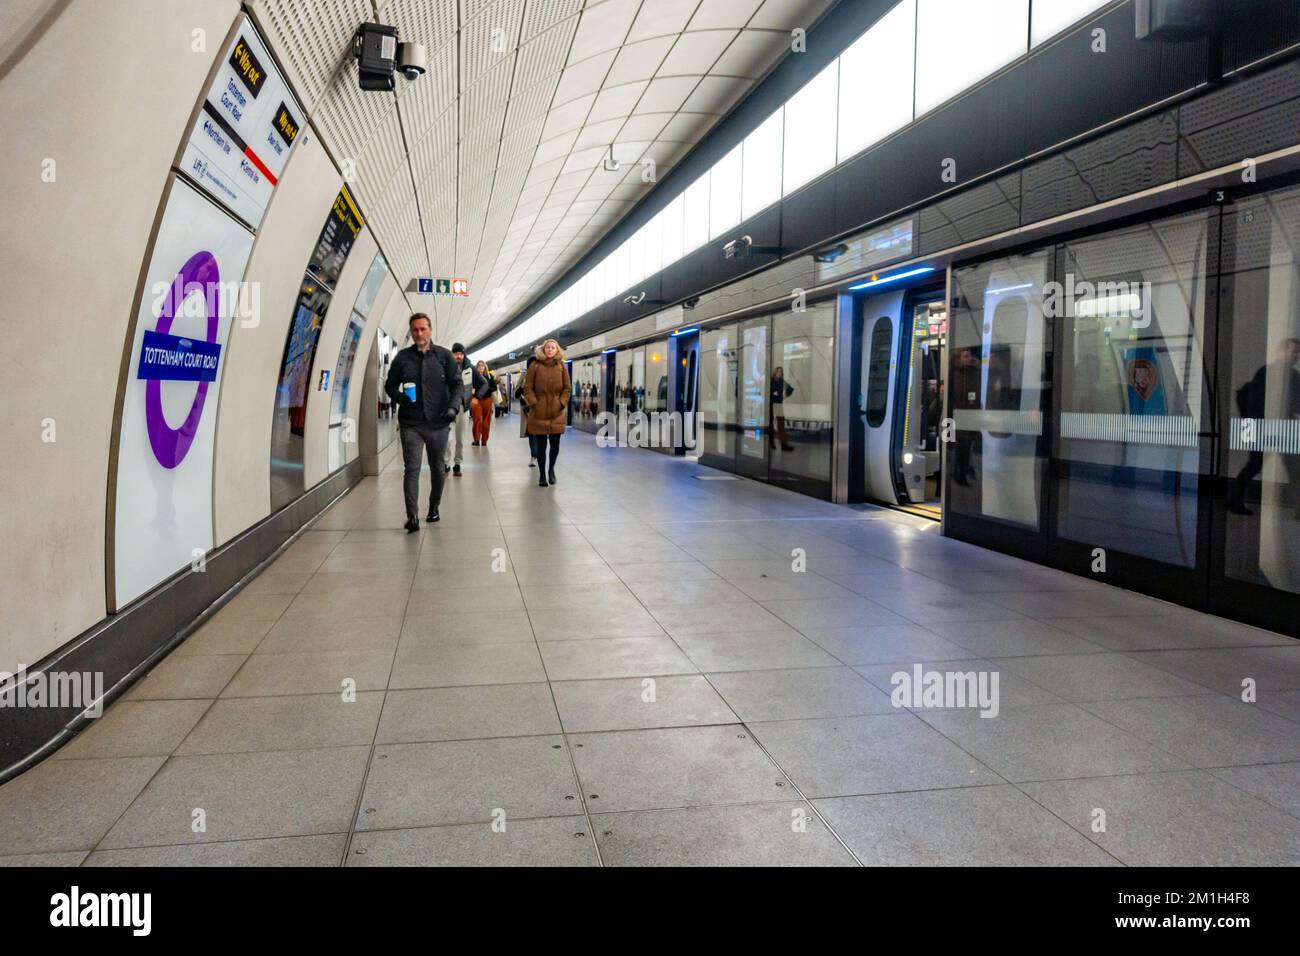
[354,23,398,91]
[812,243,850,264]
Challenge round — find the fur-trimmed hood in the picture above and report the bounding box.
[534,340,566,362]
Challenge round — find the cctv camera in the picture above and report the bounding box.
[354,23,398,91]
[397,41,427,80]
[723,236,753,260]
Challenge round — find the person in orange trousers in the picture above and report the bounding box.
[470,360,496,446]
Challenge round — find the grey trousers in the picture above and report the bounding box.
[400,421,450,520]
[444,406,467,465]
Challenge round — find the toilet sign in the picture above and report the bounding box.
[417,277,470,296]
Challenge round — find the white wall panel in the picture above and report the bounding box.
[0,0,239,673]
[1031,0,1111,46]
[837,0,915,162]
[782,61,838,194]
[915,0,1029,115]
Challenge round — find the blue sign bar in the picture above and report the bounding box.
[137,329,222,382]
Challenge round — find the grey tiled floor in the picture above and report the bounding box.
[3,428,1300,867]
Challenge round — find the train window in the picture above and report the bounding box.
[865,317,893,428]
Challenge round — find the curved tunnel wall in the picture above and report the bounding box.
[0,0,413,766]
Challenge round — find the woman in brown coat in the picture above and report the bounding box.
[523,338,571,487]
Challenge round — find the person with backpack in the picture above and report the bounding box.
[443,343,485,476]
[383,313,463,532]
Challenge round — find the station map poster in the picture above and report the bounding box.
[113,177,254,608]
[178,16,303,228]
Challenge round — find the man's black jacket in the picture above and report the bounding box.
[384,344,464,427]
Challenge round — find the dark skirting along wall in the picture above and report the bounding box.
[0,459,365,783]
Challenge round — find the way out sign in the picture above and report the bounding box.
[418,277,469,296]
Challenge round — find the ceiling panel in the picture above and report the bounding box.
[253,0,832,346]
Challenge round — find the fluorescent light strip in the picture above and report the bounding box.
[847,265,936,291]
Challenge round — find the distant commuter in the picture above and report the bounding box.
[444,343,484,477]
[951,347,981,486]
[494,378,508,418]
[471,361,496,445]
[515,357,540,468]
[769,366,796,451]
[384,314,463,531]
[523,339,571,487]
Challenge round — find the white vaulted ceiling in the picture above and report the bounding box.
[250,0,834,346]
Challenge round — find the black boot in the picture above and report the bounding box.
[548,466,557,485]
[538,472,549,487]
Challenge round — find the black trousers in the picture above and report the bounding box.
[400,422,449,520]
[533,432,561,468]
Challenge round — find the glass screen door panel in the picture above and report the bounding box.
[947,249,1053,536]
[1054,209,1213,569]
[1218,185,1300,600]
[737,315,770,478]
[701,325,738,460]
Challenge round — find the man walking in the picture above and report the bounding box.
[443,342,484,476]
[384,314,463,532]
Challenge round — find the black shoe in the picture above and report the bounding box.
[425,509,440,523]
[472,441,480,446]
[538,474,549,487]
[404,518,420,533]
[453,464,462,476]
[444,463,450,474]
[548,468,557,485]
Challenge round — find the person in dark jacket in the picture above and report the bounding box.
[1228,337,1300,514]
[524,339,571,487]
[769,367,796,451]
[950,347,981,486]
[384,313,463,531]
[471,360,496,446]
[443,343,485,476]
